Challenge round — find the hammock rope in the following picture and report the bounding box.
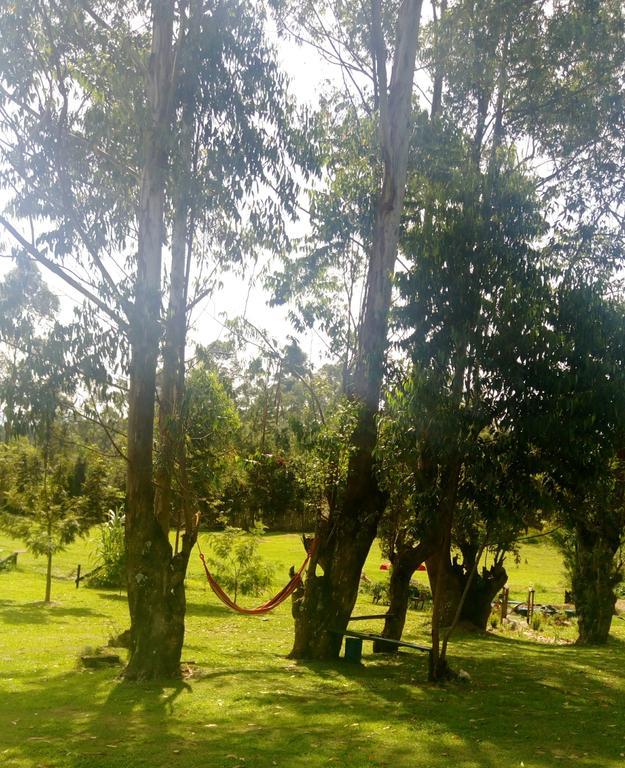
[197,538,317,615]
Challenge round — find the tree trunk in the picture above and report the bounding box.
[426,542,463,627]
[290,517,378,658]
[374,538,437,651]
[573,525,619,645]
[155,0,201,547]
[459,560,507,629]
[375,560,413,652]
[428,456,461,681]
[428,523,454,681]
[125,0,177,681]
[44,549,52,604]
[428,547,508,631]
[290,0,423,662]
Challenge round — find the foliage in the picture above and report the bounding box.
[0,258,60,441]
[532,280,625,642]
[88,507,126,589]
[206,522,275,602]
[268,105,373,371]
[361,577,389,606]
[0,438,88,600]
[184,364,242,525]
[378,123,551,572]
[197,338,344,531]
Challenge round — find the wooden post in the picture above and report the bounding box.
[344,637,363,663]
[75,564,81,589]
[500,587,509,622]
[527,588,535,625]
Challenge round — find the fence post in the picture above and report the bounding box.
[500,587,509,622]
[75,564,81,589]
[527,587,535,625]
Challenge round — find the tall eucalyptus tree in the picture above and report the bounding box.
[0,0,308,678]
[274,0,425,660]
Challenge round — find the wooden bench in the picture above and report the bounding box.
[333,625,432,664]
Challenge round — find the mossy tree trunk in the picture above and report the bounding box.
[572,523,620,645]
[290,0,424,661]
[373,537,438,652]
[124,0,179,681]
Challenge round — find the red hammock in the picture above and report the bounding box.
[198,539,317,616]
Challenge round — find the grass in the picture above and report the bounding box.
[1,531,625,768]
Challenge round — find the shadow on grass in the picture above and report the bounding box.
[0,668,192,767]
[476,624,625,656]
[0,599,104,625]
[93,591,230,619]
[94,591,126,602]
[2,629,625,768]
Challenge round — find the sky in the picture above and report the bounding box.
[0,20,338,369]
[189,32,338,364]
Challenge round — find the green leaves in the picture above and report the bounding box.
[207,522,275,601]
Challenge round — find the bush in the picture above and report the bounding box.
[360,579,390,605]
[88,507,126,588]
[207,522,274,602]
[409,581,432,605]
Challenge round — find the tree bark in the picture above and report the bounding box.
[289,0,424,661]
[125,0,177,680]
[572,523,619,645]
[373,537,437,651]
[427,547,508,631]
[426,531,461,625]
[458,558,507,629]
[427,455,461,681]
[154,0,198,535]
[45,549,52,604]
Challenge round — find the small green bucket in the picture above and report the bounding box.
[344,637,363,663]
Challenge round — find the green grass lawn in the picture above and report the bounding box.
[1,531,625,768]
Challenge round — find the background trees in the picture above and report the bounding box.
[535,278,625,644]
[0,0,623,676]
[0,0,311,679]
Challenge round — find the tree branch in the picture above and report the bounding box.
[0,215,129,333]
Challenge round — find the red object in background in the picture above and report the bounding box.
[417,563,426,571]
[379,563,390,571]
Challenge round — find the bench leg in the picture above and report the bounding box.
[344,637,363,663]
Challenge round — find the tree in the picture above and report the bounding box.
[276,0,425,662]
[0,437,87,602]
[199,330,338,532]
[206,522,274,603]
[389,112,550,674]
[0,259,59,442]
[182,363,241,529]
[0,0,309,678]
[375,0,625,678]
[536,278,625,644]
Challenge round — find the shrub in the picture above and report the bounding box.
[88,507,126,588]
[207,522,274,602]
[364,580,390,605]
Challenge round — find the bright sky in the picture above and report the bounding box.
[0,28,337,367]
[188,34,334,363]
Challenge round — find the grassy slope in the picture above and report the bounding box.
[1,532,624,768]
